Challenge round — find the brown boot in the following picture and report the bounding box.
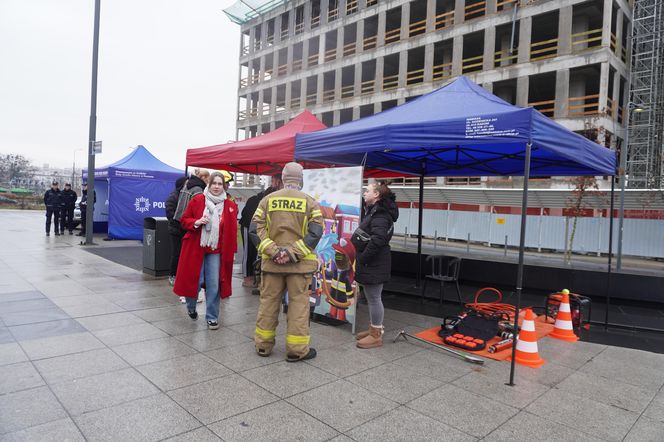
[357,325,383,349]
[355,324,371,340]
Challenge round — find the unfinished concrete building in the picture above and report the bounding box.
[226,0,635,187]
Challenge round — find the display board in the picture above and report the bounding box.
[302,166,363,332]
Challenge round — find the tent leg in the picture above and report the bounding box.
[605,176,616,330]
[507,142,531,387]
[416,174,425,288]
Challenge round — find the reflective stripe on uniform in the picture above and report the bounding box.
[331,280,351,292]
[255,326,276,340]
[286,334,310,345]
[310,209,322,219]
[257,238,275,254]
[295,239,310,255]
[254,207,264,218]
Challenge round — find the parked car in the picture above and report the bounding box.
[72,197,82,228]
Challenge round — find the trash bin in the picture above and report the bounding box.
[143,216,170,276]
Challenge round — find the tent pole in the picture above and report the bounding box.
[605,175,616,330]
[416,172,425,288]
[507,142,531,387]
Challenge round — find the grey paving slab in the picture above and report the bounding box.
[643,390,664,423]
[525,388,639,441]
[136,353,232,391]
[623,415,664,442]
[151,317,210,335]
[92,322,168,346]
[482,411,603,442]
[0,327,14,344]
[556,370,655,413]
[0,298,56,313]
[59,302,126,318]
[406,384,519,438]
[74,393,200,442]
[242,360,338,398]
[51,367,159,415]
[0,290,45,303]
[133,305,191,322]
[175,327,252,352]
[205,341,285,372]
[363,337,427,362]
[1,307,71,326]
[33,347,129,384]
[162,426,222,442]
[18,331,104,360]
[305,343,385,377]
[113,296,178,311]
[0,361,44,394]
[111,337,198,366]
[0,386,68,435]
[479,356,576,388]
[347,406,476,442]
[208,401,338,442]
[217,308,260,327]
[346,362,443,405]
[168,374,278,424]
[0,417,85,442]
[580,351,664,391]
[75,311,146,331]
[536,337,607,369]
[8,319,87,342]
[49,294,106,307]
[452,370,550,409]
[391,348,472,383]
[286,379,398,433]
[0,342,27,366]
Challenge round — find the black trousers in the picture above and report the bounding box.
[242,226,257,278]
[60,207,75,232]
[45,208,60,233]
[169,233,183,277]
[80,205,87,234]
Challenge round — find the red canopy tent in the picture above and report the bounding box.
[186,111,327,175]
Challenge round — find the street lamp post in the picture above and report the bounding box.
[85,0,101,246]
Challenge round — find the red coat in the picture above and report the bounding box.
[173,193,238,299]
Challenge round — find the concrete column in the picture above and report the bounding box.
[424,43,434,83]
[333,109,340,126]
[285,80,292,111]
[401,2,410,40]
[598,62,610,118]
[286,46,294,76]
[615,11,623,59]
[317,72,324,103]
[302,39,310,69]
[257,89,265,133]
[269,85,277,117]
[375,56,385,91]
[517,16,532,63]
[304,2,312,32]
[289,8,296,36]
[483,27,496,71]
[554,69,570,118]
[601,0,613,48]
[452,35,463,76]
[335,67,342,100]
[259,55,266,84]
[483,82,493,93]
[275,15,282,44]
[374,101,382,113]
[612,70,621,121]
[321,0,329,26]
[354,62,363,95]
[377,11,386,46]
[318,34,325,65]
[454,0,465,27]
[426,0,436,33]
[356,19,364,53]
[558,6,573,56]
[516,76,529,107]
[337,27,344,59]
[249,26,256,54]
[300,77,308,109]
[486,0,497,15]
[352,105,360,120]
[398,50,408,88]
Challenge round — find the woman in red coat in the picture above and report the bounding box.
[173,171,238,329]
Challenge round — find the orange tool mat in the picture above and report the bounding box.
[414,316,555,362]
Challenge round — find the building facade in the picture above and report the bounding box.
[232,0,632,186]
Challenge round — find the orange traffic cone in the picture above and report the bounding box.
[510,308,545,368]
[549,291,579,342]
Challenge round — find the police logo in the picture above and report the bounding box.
[134,196,150,213]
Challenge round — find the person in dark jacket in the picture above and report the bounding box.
[165,177,188,286]
[43,181,62,236]
[351,182,398,349]
[77,183,96,236]
[60,183,77,235]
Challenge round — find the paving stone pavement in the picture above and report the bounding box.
[1,210,664,441]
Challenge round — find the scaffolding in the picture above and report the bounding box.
[627,0,664,188]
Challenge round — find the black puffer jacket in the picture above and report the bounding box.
[43,189,62,208]
[165,177,187,236]
[353,192,399,285]
[61,189,77,208]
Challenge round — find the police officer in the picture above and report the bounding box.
[60,183,77,235]
[250,162,323,362]
[43,181,62,236]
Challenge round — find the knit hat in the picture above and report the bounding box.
[282,162,304,187]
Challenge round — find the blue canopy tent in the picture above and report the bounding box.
[83,145,184,240]
[296,76,617,382]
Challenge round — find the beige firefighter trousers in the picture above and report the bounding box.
[255,272,311,358]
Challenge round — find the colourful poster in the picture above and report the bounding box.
[302,166,363,333]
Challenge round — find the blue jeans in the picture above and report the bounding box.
[186,253,221,322]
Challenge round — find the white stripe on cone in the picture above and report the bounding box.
[559,302,571,313]
[516,338,539,353]
[554,318,574,330]
[521,320,536,332]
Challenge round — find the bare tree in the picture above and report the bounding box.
[0,154,36,187]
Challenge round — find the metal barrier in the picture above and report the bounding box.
[343,42,356,56]
[409,18,427,37]
[407,68,425,85]
[361,79,375,94]
[435,11,454,30]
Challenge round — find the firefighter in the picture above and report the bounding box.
[250,162,323,362]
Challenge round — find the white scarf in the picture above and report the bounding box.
[199,187,226,250]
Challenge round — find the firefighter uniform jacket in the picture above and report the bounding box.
[251,187,324,274]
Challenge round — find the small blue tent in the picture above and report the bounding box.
[296,76,615,176]
[83,145,184,240]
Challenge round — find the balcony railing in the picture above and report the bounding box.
[322,89,335,102]
[432,61,452,82]
[346,0,358,15]
[328,8,339,21]
[294,22,304,35]
[277,64,288,76]
[384,28,401,45]
[406,68,425,85]
[263,69,273,81]
[434,11,454,30]
[311,15,320,28]
[266,35,274,46]
[568,94,600,117]
[496,0,517,11]
[341,84,354,99]
[240,77,249,88]
[292,59,302,72]
[366,0,378,6]
[280,28,288,40]
[324,48,336,62]
[383,74,399,91]
[409,18,427,37]
[610,32,617,52]
[530,38,558,61]
[306,92,317,106]
[250,73,260,84]
[494,49,518,67]
[462,55,483,73]
[464,0,486,20]
[529,99,555,117]
[572,28,602,53]
[308,53,319,66]
[261,103,271,116]
[361,79,375,94]
[363,35,378,50]
[241,45,249,56]
[290,97,301,110]
[343,42,356,56]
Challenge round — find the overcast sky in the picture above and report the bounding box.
[0,0,239,171]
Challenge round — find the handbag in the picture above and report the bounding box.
[351,227,371,253]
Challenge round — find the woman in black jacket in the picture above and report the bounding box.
[165,177,188,287]
[351,182,398,349]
